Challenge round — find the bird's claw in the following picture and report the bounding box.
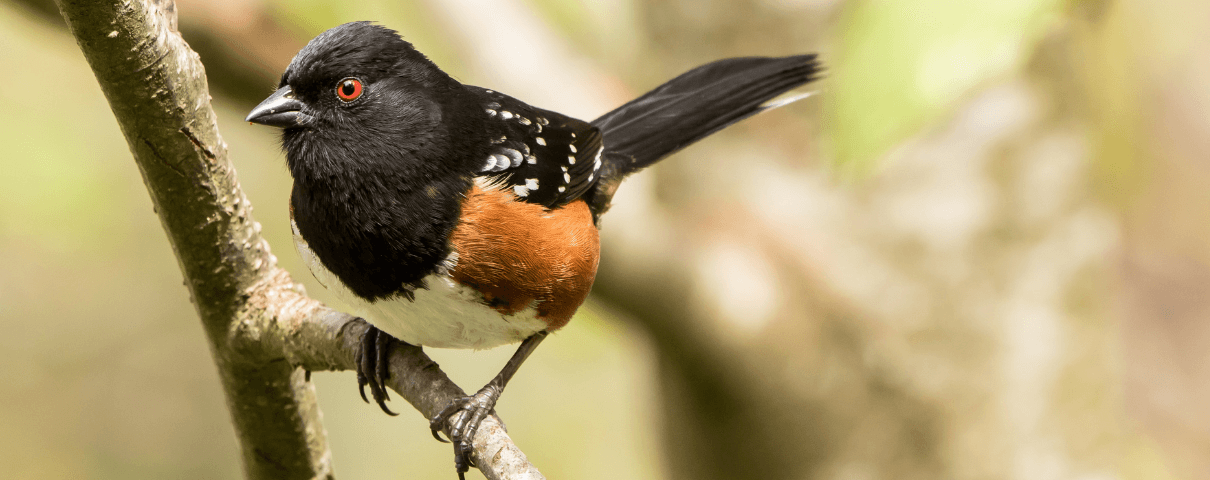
[429,386,501,478]
[355,324,398,416]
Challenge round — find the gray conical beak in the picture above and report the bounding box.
[246,86,312,128]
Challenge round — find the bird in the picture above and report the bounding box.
[246,21,820,479]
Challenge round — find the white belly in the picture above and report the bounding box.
[291,221,547,349]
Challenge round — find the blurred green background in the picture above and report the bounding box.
[2,0,1209,479]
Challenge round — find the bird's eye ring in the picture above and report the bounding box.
[336,78,363,102]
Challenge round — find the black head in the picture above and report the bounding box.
[247,21,486,181]
[246,22,495,300]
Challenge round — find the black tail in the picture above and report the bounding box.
[593,54,820,174]
[585,55,821,217]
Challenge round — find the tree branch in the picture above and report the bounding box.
[54,0,541,478]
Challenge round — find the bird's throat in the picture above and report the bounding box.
[289,170,469,301]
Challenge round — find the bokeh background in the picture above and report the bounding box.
[2,0,1208,478]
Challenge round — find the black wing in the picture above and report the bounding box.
[468,86,604,208]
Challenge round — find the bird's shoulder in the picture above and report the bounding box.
[463,86,605,209]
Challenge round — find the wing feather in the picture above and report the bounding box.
[469,87,603,208]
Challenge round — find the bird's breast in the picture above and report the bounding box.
[289,182,599,349]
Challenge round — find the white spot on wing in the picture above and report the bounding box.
[513,185,529,197]
[558,186,566,193]
[490,154,510,172]
[525,155,537,164]
[501,148,523,167]
[563,172,571,183]
[568,155,576,165]
[536,137,546,146]
[518,117,531,125]
[569,145,577,153]
[525,178,539,190]
[486,109,497,117]
[501,111,514,120]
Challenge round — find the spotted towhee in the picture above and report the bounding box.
[246,21,820,479]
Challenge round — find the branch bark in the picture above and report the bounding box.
[54,0,542,478]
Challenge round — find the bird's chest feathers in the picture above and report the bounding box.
[289,170,465,300]
[291,183,599,349]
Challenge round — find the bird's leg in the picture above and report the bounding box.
[356,324,399,416]
[430,331,548,479]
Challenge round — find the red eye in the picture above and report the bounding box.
[336,78,363,102]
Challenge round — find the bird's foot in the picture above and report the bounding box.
[429,384,504,479]
[356,324,399,416]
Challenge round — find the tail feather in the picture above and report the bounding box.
[583,54,821,219]
[591,54,821,175]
